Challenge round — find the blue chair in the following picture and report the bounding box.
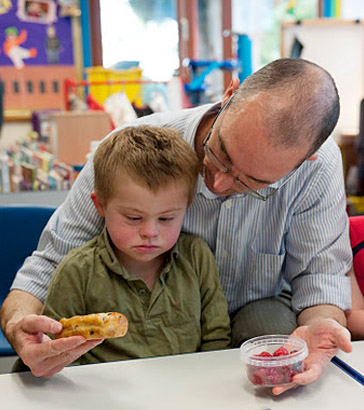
[0,205,56,356]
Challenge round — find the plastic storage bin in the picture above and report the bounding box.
[86,66,143,107]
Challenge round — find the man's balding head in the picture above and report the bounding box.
[229,58,340,158]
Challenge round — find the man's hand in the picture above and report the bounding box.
[9,314,103,378]
[1,290,102,378]
[272,318,352,395]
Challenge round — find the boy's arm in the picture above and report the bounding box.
[194,239,231,351]
[346,268,364,340]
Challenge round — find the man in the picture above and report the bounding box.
[1,58,352,395]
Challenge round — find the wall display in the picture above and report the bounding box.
[0,0,12,15]
[58,0,80,17]
[0,0,77,112]
[281,19,364,141]
[17,0,57,24]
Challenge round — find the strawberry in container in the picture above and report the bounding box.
[240,335,308,387]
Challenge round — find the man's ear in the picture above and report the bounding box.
[91,191,105,217]
[306,153,318,161]
[221,77,240,106]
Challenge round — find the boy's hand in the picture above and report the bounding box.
[9,314,103,378]
[272,319,352,395]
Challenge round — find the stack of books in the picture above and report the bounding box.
[0,134,76,193]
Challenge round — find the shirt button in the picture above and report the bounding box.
[225,200,232,209]
[222,250,228,258]
[138,289,147,297]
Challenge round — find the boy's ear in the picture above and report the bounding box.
[91,191,105,217]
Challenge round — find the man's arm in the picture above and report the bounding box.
[272,142,353,395]
[284,139,352,316]
[11,157,104,302]
[1,290,44,347]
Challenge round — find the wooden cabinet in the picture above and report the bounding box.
[49,111,112,165]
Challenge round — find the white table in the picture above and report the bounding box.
[1,342,363,410]
[338,340,364,374]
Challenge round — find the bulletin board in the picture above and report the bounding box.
[0,0,79,114]
[281,19,364,141]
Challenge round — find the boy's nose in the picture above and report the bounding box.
[140,221,159,238]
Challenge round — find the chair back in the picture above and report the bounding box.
[349,215,364,297]
[0,205,56,356]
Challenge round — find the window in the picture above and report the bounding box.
[100,0,179,81]
[233,0,317,69]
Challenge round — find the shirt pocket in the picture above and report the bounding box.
[148,308,202,354]
[246,249,286,299]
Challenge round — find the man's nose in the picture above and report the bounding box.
[212,170,235,192]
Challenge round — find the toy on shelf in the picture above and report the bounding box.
[183,59,239,106]
[183,31,253,106]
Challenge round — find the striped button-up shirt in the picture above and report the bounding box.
[12,103,352,314]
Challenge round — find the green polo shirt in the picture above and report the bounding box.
[43,229,231,365]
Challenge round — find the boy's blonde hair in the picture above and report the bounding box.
[93,125,200,203]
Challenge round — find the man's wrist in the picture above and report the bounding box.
[297,304,347,327]
[1,290,43,339]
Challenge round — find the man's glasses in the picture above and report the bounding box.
[202,96,298,201]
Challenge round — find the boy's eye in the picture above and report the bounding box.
[126,216,141,221]
[159,217,174,222]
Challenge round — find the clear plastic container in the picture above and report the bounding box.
[240,335,308,387]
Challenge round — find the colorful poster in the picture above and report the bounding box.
[0,0,74,68]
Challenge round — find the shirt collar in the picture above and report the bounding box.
[182,103,217,147]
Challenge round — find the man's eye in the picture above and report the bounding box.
[250,180,268,189]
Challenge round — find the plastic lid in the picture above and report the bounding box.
[240,334,308,368]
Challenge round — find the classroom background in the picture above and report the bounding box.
[1,0,364,376]
[0,0,364,206]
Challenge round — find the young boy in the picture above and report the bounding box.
[43,125,231,365]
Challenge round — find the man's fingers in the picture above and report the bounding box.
[20,315,63,335]
[272,383,298,395]
[293,364,322,385]
[26,339,104,377]
[337,329,352,353]
[49,337,103,356]
[272,361,324,396]
[42,341,102,378]
[33,337,103,362]
[47,336,87,353]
